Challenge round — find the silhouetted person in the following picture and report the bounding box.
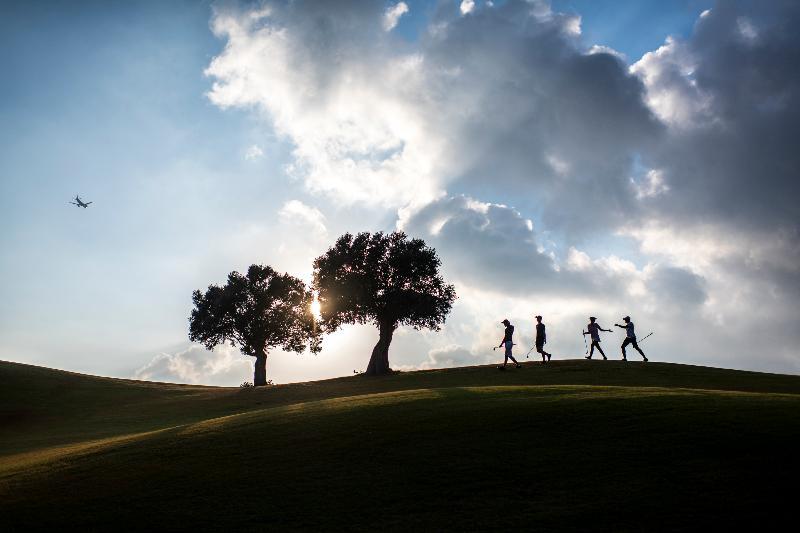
[583,316,611,360]
[498,319,521,370]
[615,316,648,362]
[534,315,552,363]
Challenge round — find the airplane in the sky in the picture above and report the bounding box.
[69,195,92,208]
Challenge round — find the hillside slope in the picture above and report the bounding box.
[2,359,799,530]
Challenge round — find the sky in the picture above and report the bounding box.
[2,0,798,385]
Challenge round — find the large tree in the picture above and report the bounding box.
[313,232,457,375]
[189,265,319,386]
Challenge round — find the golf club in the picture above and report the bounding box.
[524,345,536,359]
[582,332,588,355]
[638,332,654,344]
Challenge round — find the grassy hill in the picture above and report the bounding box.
[2,358,799,530]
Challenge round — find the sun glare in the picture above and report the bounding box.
[311,293,322,321]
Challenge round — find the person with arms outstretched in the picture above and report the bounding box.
[615,316,648,362]
[583,316,611,360]
[498,319,521,370]
[534,315,552,363]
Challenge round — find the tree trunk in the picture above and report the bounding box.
[253,350,268,386]
[365,321,395,376]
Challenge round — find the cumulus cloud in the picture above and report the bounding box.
[279,200,327,237]
[632,169,669,199]
[401,194,707,313]
[244,144,264,160]
[134,344,253,386]
[206,1,444,208]
[736,16,758,43]
[205,0,798,241]
[634,1,800,234]
[623,2,800,370]
[205,0,660,233]
[416,344,490,370]
[401,195,558,293]
[630,37,712,128]
[588,44,626,60]
[383,2,409,31]
[204,0,800,374]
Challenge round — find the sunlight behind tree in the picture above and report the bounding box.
[311,292,322,322]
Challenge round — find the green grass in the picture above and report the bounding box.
[2,359,799,530]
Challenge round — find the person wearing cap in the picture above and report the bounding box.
[583,316,612,360]
[534,315,552,363]
[498,319,521,370]
[614,316,648,362]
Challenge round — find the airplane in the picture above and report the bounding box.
[69,195,92,208]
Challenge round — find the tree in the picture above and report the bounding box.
[189,265,320,386]
[312,232,457,375]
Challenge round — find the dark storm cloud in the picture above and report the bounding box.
[418,0,664,236]
[402,195,707,307]
[628,1,800,358]
[647,266,706,310]
[640,0,800,234]
[402,195,559,294]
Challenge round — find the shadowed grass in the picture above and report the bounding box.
[1,359,799,530]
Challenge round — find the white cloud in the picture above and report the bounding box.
[205,6,445,208]
[736,16,757,42]
[630,36,712,128]
[587,44,626,61]
[203,1,800,375]
[563,14,581,36]
[460,0,475,16]
[617,219,799,369]
[383,2,409,31]
[134,344,253,386]
[244,144,264,160]
[619,220,800,276]
[401,195,697,308]
[415,344,490,370]
[278,200,327,237]
[204,0,646,224]
[632,169,669,199]
[545,153,570,176]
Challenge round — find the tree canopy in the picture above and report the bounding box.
[189,264,319,386]
[312,232,456,375]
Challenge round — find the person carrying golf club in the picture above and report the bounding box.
[534,315,552,363]
[614,316,648,362]
[498,319,521,370]
[583,316,611,360]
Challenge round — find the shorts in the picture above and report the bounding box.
[536,340,545,350]
[504,341,513,356]
[622,337,639,348]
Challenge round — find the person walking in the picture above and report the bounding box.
[498,319,521,370]
[614,316,648,362]
[534,315,552,363]
[583,316,611,360]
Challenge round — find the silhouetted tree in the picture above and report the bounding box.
[313,232,456,376]
[189,265,320,386]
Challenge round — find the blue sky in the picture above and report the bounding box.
[2,0,796,384]
[552,0,713,60]
[1,0,273,374]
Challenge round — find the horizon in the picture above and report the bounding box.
[2,0,798,385]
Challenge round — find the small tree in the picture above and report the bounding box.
[189,265,319,386]
[313,232,456,376]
